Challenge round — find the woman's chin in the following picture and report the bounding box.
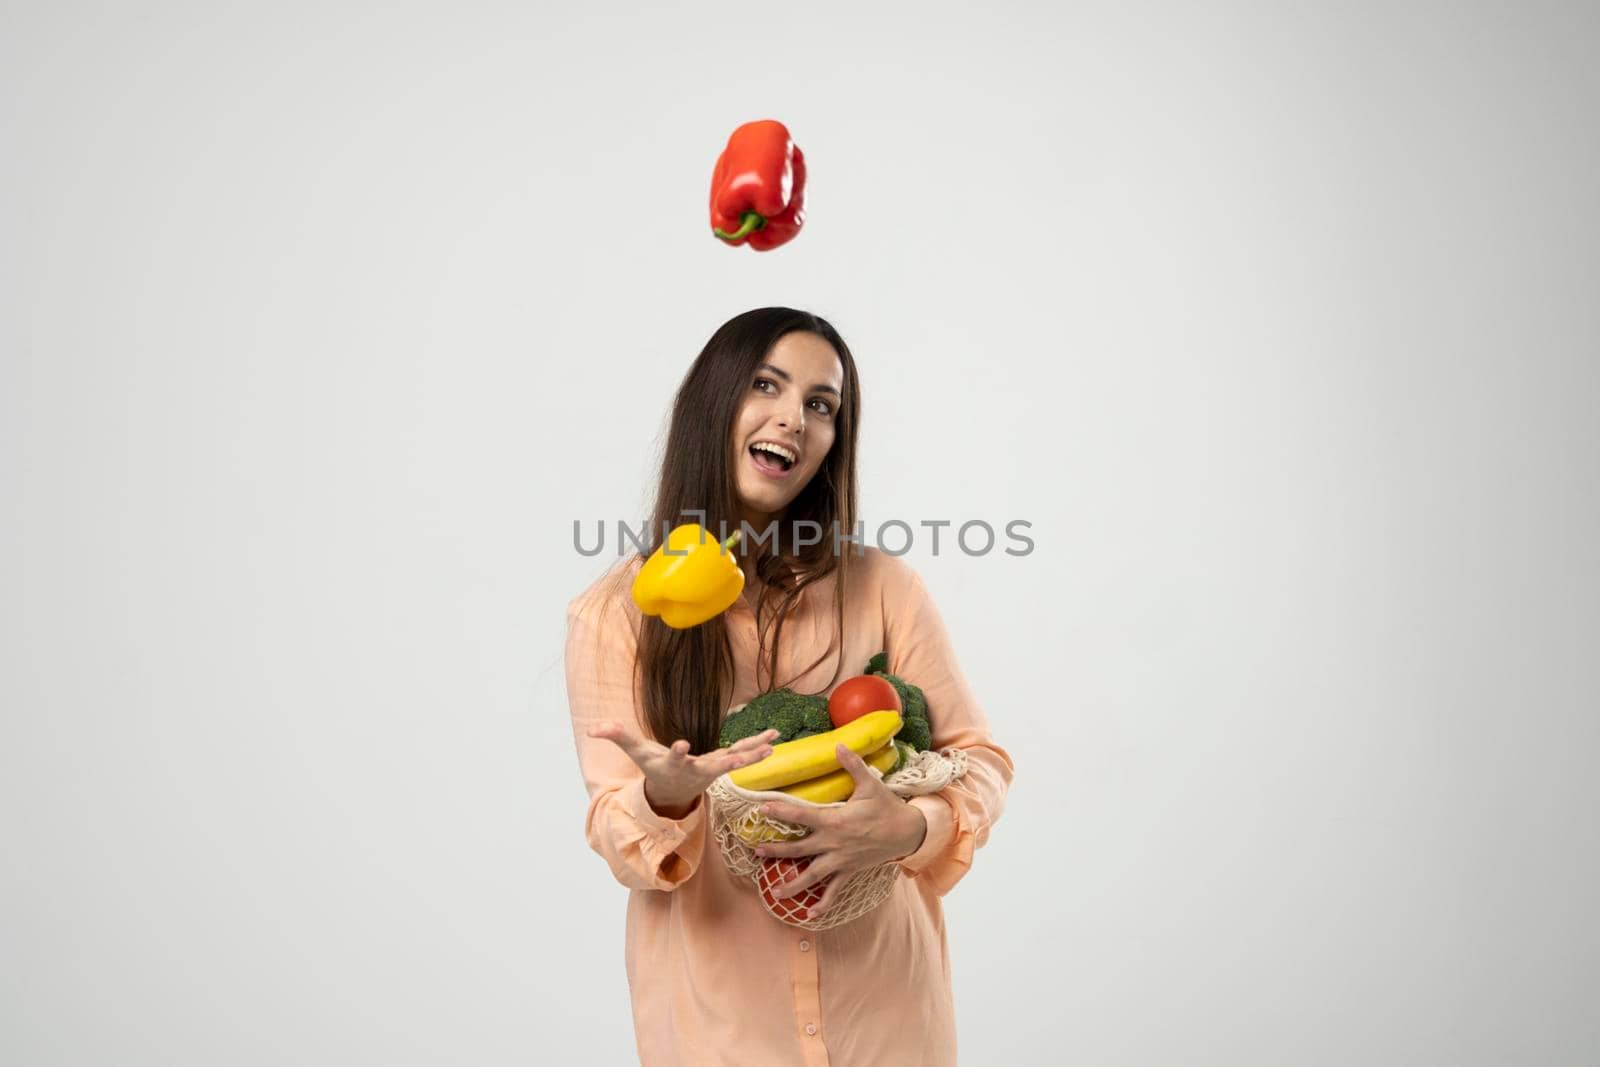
[735,485,790,522]
[738,498,785,523]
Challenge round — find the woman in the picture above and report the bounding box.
[565,306,1015,1067]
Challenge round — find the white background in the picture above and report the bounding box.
[4,2,1598,1064]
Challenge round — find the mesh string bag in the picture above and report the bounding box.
[708,745,969,931]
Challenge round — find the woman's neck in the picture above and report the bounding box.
[738,547,798,600]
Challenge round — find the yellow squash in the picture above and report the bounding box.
[728,709,902,792]
[777,740,900,804]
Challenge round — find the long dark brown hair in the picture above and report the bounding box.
[595,307,862,754]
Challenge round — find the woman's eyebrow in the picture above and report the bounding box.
[757,362,842,398]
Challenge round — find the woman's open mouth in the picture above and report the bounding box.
[748,444,796,479]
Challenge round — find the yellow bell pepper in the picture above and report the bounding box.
[631,524,745,628]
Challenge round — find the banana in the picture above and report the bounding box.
[777,740,899,804]
[733,819,809,847]
[728,709,902,792]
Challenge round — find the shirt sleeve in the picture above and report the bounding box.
[565,588,708,892]
[886,566,1016,896]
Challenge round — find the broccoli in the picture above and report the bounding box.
[719,688,832,748]
[865,652,933,752]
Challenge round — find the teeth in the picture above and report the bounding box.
[751,442,796,467]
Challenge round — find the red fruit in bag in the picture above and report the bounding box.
[758,856,830,923]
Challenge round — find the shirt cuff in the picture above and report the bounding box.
[897,792,957,874]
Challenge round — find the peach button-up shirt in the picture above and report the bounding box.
[564,546,1015,1067]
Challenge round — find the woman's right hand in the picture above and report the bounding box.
[586,722,780,816]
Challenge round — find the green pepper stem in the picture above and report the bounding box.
[713,212,765,242]
[721,530,743,553]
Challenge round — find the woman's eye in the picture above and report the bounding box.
[753,377,831,415]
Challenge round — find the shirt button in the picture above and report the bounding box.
[799,940,810,951]
[805,1023,817,1036]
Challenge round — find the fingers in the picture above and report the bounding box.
[837,744,863,772]
[722,742,774,772]
[752,835,821,860]
[591,722,780,779]
[770,857,834,899]
[587,721,631,753]
[728,729,781,752]
[837,744,884,789]
[757,800,826,830]
[810,873,842,915]
[586,721,663,766]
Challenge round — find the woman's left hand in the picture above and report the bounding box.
[753,744,929,915]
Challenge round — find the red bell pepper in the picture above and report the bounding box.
[709,119,807,251]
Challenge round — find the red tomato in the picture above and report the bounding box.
[758,857,829,923]
[827,674,902,729]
